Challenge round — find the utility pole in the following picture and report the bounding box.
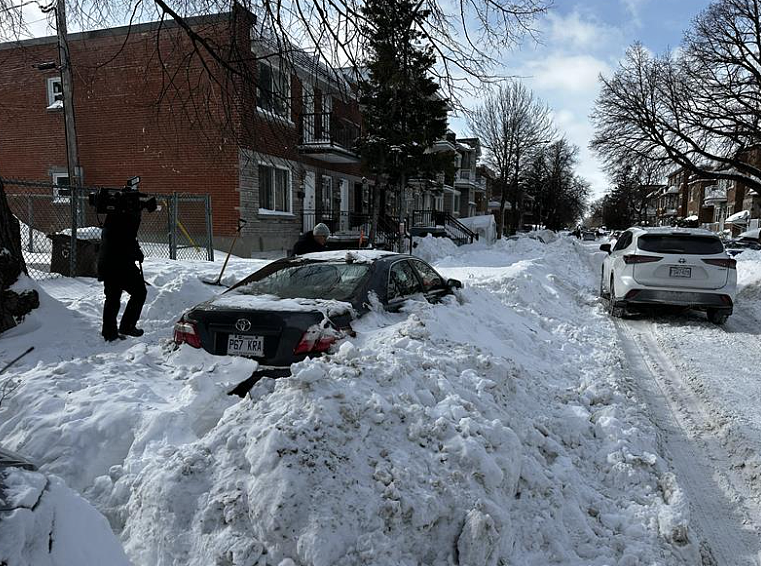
[55,0,81,274]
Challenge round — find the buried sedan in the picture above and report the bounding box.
[174,250,461,378]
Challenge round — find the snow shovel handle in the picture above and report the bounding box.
[215,218,245,285]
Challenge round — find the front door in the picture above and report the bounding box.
[339,179,350,231]
[303,171,316,232]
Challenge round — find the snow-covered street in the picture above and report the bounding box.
[3,235,761,565]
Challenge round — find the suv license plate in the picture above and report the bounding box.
[227,334,264,356]
[669,266,692,278]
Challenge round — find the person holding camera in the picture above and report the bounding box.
[97,206,147,341]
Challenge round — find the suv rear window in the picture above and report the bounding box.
[638,234,724,255]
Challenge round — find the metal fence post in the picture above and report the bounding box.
[204,194,214,262]
[69,186,78,277]
[169,192,178,260]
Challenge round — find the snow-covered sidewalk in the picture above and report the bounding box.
[1,237,708,565]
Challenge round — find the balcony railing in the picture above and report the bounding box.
[303,210,371,235]
[299,112,360,151]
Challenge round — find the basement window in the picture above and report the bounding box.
[46,77,63,109]
[52,172,71,203]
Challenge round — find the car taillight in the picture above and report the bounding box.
[623,254,662,265]
[174,318,201,349]
[702,258,737,269]
[294,324,346,355]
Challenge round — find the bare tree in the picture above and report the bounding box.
[469,79,554,236]
[591,0,761,193]
[0,0,549,108]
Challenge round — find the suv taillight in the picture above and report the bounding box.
[623,254,662,265]
[174,318,201,348]
[294,324,348,355]
[702,258,737,269]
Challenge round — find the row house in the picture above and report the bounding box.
[409,132,488,219]
[0,8,367,255]
[644,160,761,234]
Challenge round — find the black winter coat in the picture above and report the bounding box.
[97,211,143,281]
[292,231,328,255]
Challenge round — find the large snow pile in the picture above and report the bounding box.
[0,467,130,565]
[0,239,703,565]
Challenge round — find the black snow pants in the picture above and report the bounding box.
[101,263,147,338]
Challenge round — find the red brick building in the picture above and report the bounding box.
[0,8,366,254]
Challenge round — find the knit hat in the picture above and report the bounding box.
[313,223,331,237]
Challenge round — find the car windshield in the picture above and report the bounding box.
[638,234,724,255]
[232,262,371,301]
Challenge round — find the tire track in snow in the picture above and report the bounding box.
[617,318,761,566]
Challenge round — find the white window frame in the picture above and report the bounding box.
[258,162,293,215]
[46,77,63,109]
[256,61,292,122]
[52,172,70,204]
[434,194,444,211]
[452,190,461,216]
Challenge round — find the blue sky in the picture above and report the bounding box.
[452,0,715,200]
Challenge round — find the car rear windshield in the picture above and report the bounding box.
[638,234,724,255]
[232,262,371,301]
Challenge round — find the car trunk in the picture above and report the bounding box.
[632,234,730,290]
[188,303,329,366]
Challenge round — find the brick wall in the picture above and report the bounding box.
[0,10,366,253]
[0,15,244,239]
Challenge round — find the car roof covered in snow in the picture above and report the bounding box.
[294,250,404,263]
[630,227,720,238]
[737,228,761,240]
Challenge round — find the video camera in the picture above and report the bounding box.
[88,176,157,215]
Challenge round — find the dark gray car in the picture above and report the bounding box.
[174,251,461,387]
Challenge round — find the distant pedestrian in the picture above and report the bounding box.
[97,208,147,341]
[293,223,331,255]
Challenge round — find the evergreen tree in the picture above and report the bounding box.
[357,0,450,222]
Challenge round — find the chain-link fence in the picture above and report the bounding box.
[3,178,214,281]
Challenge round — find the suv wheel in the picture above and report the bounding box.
[609,278,625,318]
[707,309,729,325]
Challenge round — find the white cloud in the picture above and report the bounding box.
[543,10,617,50]
[621,0,649,27]
[523,54,611,94]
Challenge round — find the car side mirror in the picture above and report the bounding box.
[446,278,463,289]
[599,243,611,254]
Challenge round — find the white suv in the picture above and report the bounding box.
[600,227,737,324]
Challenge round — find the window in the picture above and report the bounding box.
[452,191,461,216]
[52,172,70,204]
[258,164,291,213]
[321,175,333,212]
[638,234,724,255]
[233,262,370,301]
[411,260,444,292]
[46,77,63,109]
[388,261,423,300]
[257,63,290,119]
[613,231,632,251]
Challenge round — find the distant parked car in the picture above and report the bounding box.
[174,251,462,380]
[599,227,737,324]
[725,228,761,256]
[582,231,597,241]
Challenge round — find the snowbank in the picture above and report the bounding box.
[0,238,702,565]
[0,468,130,566]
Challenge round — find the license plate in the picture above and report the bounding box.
[227,334,264,356]
[669,266,692,278]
